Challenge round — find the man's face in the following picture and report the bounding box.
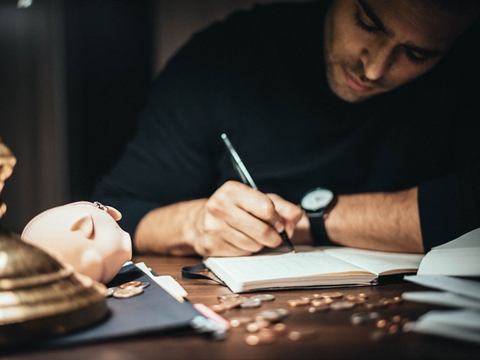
[324,0,477,103]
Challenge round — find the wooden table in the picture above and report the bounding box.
[3,255,479,360]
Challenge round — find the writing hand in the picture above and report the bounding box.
[194,181,302,257]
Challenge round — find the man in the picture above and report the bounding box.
[94,0,480,257]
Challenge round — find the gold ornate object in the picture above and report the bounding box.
[0,227,109,346]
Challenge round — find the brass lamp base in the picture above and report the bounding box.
[0,227,109,346]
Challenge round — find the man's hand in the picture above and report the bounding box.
[134,181,303,257]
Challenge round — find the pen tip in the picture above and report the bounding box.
[291,250,296,254]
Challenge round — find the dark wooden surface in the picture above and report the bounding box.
[3,255,479,360]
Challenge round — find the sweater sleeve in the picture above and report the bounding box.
[418,163,480,252]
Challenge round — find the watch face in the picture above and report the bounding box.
[301,188,334,212]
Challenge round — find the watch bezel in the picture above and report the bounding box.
[301,187,335,217]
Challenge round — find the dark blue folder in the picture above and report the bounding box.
[44,263,202,346]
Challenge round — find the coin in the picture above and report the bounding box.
[370,329,396,342]
[240,297,262,309]
[210,304,227,313]
[311,299,330,307]
[120,280,142,289]
[257,309,290,322]
[245,331,276,345]
[222,298,243,310]
[112,286,144,298]
[287,298,311,307]
[250,294,275,302]
[139,281,150,289]
[376,319,387,328]
[288,329,318,341]
[272,323,287,334]
[106,287,119,297]
[365,301,388,310]
[314,292,343,299]
[218,293,239,300]
[246,320,270,333]
[230,316,253,328]
[350,312,380,325]
[330,301,355,310]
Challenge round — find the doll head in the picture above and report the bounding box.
[22,201,132,284]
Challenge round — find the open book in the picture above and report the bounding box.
[417,227,480,276]
[204,246,423,293]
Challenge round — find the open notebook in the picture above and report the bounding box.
[204,246,423,293]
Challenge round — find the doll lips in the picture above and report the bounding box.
[343,68,374,92]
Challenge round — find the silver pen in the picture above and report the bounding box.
[221,133,296,253]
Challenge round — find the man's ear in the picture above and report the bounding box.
[70,214,94,239]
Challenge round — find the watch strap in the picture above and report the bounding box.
[308,196,338,247]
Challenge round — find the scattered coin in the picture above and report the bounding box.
[240,297,262,309]
[272,323,287,334]
[218,293,239,300]
[210,304,227,313]
[221,298,243,310]
[288,329,318,341]
[330,301,356,310]
[250,294,275,302]
[308,305,329,313]
[229,316,253,328]
[245,331,276,345]
[257,309,290,322]
[376,319,387,328]
[112,286,144,299]
[106,287,119,297]
[311,299,331,307]
[314,292,343,299]
[246,320,270,333]
[139,281,150,289]
[120,280,142,289]
[287,298,311,307]
[365,301,388,310]
[350,312,380,325]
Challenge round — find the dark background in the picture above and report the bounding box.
[0,0,291,233]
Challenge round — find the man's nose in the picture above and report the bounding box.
[360,41,393,81]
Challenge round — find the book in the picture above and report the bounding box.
[417,227,480,276]
[204,246,423,293]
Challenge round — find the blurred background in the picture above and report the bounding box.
[0,0,306,234]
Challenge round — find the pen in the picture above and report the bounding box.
[221,133,296,253]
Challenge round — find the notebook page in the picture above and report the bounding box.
[205,250,370,284]
[323,247,423,275]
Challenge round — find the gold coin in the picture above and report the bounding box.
[308,305,329,313]
[218,293,239,300]
[376,319,387,328]
[210,304,227,313]
[315,292,343,299]
[288,329,318,341]
[120,280,142,289]
[229,316,253,327]
[365,301,388,310]
[287,298,310,307]
[112,286,144,298]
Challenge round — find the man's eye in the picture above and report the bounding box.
[404,48,427,64]
[354,11,379,33]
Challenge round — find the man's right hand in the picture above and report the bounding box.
[134,181,303,257]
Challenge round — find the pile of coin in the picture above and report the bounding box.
[210,291,407,345]
[106,280,150,299]
[210,293,275,313]
[285,291,368,313]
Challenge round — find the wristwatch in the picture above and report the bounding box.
[300,188,337,246]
